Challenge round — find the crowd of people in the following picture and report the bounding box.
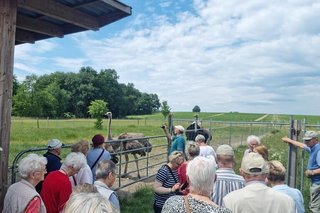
[3,125,319,213]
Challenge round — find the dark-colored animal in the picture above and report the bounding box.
[104,112,152,179]
[185,122,212,143]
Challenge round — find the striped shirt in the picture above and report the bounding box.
[154,165,179,208]
[212,168,246,206]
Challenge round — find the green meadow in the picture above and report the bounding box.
[8,112,320,213]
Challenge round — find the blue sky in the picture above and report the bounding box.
[14,0,320,115]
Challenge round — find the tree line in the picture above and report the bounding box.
[12,67,160,118]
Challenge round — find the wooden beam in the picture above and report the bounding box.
[98,11,130,27]
[100,0,132,14]
[17,14,64,38]
[15,29,35,44]
[18,0,99,30]
[0,0,17,210]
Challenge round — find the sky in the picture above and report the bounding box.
[14,0,320,115]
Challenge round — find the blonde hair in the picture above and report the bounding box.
[168,151,184,164]
[63,192,116,213]
[253,145,269,161]
[267,160,286,182]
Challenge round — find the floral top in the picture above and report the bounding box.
[162,195,232,213]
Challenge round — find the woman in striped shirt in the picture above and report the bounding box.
[153,151,185,213]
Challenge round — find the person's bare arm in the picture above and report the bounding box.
[281,136,305,149]
[154,180,180,194]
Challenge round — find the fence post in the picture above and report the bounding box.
[287,117,299,188]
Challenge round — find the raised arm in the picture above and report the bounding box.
[161,125,172,141]
[282,136,306,149]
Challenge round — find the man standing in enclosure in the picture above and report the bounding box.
[162,125,185,155]
[282,131,320,213]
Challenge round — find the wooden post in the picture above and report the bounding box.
[0,0,17,210]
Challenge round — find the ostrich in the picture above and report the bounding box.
[104,112,152,179]
[185,120,212,143]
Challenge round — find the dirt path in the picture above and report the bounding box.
[255,114,269,121]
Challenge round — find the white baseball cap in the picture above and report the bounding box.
[48,139,63,150]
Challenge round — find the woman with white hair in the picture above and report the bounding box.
[244,135,261,156]
[63,192,116,213]
[41,152,87,213]
[70,140,93,186]
[3,153,47,213]
[153,151,185,213]
[162,156,232,213]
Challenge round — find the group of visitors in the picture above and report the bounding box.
[157,123,318,213]
[3,134,119,213]
[3,123,319,213]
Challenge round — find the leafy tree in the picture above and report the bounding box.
[12,75,20,96]
[192,105,201,113]
[88,100,108,129]
[160,101,171,119]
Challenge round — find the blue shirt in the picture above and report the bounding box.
[169,135,185,155]
[304,143,320,184]
[273,184,305,213]
[87,148,111,181]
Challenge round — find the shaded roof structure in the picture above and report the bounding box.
[16,0,131,45]
[0,0,131,210]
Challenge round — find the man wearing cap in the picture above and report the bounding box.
[36,139,63,193]
[282,131,320,213]
[223,152,295,213]
[212,144,245,206]
[162,125,186,155]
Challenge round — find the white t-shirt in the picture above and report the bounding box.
[199,145,216,158]
[70,164,93,186]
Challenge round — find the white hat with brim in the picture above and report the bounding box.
[241,152,269,175]
[175,125,185,133]
[303,131,318,141]
[48,139,63,150]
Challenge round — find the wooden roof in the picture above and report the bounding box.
[16,0,132,45]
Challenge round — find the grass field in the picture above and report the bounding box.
[8,112,320,213]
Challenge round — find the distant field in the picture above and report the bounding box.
[127,112,320,123]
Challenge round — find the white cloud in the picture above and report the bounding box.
[14,0,320,115]
[52,57,88,71]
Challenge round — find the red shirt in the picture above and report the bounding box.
[40,170,72,213]
[178,162,189,195]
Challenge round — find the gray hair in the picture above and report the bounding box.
[61,152,87,170]
[247,135,261,145]
[63,192,115,213]
[72,183,98,195]
[71,140,89,155]
[186,142,200,160]
[96,160,116,180]
[195,134,205,142]
[19,154,47,179]
[187,156,217,197]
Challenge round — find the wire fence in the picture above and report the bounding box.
[9,117,320,195]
